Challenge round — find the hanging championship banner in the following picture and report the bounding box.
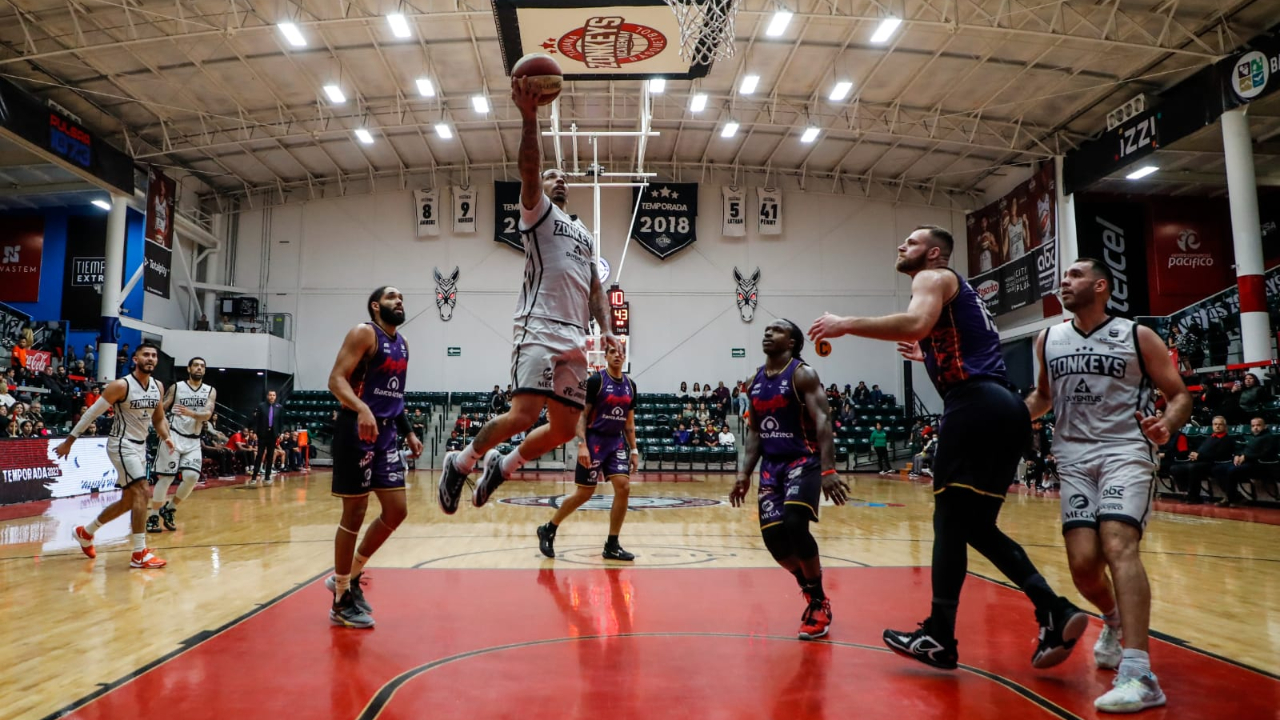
[494,181,523,251]
[0,215,43,303]
[453,185,478,234]
[630,182,698,259]
[414,189,440,237]
[757,187,782,235]
[144,166,174,298]
[721,186,745,237]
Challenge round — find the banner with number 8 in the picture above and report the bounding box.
[414,188,440,237]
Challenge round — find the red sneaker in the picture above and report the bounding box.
[130,548,167,569]
[798,597,831,641]
[73,526,96,559]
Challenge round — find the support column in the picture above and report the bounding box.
[97,195,128,382]
[202,213,225,323]
[1221,107,1272,364]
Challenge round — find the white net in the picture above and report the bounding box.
[663,0,739,64]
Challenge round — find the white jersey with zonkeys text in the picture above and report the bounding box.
[170,381,212,437]
[515,194,594,331]
[111,374,162,442]
[1043,317,1155,466]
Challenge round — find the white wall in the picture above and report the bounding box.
[160,329,295,375]
[232,184,965,413]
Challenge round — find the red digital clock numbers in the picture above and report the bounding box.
[609,284,630,335]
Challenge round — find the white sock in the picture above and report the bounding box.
[455,444,480,473]
[149,506,160,519]
[132,533,147,553]
[350,553,370,577]
[1119,648,1151,677]
[500,448,530,477]
[334,573,351,597]
[1102,608,1121,629]
[85,519,103,535]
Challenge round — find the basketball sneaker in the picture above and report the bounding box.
[602,542,635,561]
[160,504,177,532]
[1095,672,1166,713]
[1094,623,1123,670]
[471,449,504,507]
[146,514,162,533]
[798,597,832,641]
[1032,599,1089,669]
[330,590,374,629]
[882,619,959,669]
[130,548,167,569]
[325,572,372,615]
[437,451,469,514]
[73,525,96,559]
[537,523,557,558]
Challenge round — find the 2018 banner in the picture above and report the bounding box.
[966,164,1057,315]
[144,166,175,298]
[494,181,523,251]
[631,182,698,259]
[0,437,117,505]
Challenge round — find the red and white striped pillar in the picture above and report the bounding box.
[1221,107,1272,364]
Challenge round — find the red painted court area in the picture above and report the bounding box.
[59,567,1278,720]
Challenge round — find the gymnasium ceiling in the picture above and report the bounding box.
[1,0,1279,208]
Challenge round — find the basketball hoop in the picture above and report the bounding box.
[663,0,739,64]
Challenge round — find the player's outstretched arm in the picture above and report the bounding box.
[808,269,953,343]
[1026,329,1053,420]
[514,77,543,212]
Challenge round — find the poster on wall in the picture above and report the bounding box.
[453,185,478,234]
[721,186,745,237]
[413,188,440,237]
[493,181,523,251]
[1148,200,1234,302]
[62,215,107,330]
[757,187,782,235]
[1075,200,1150,318]
[630,182,698,259]
[0,437,117,505]
[965,163,1057,315]
[0,215,43,303]
[143,166,174,298]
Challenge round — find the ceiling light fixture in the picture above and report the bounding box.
[690,93,707,112]
[387,13,411,38]
[435,123,453,139]
[354,128,374,144]
[800,126,820,143]
[1125,165,1158,180]
[766,10,793,37]
[721,121,740,138]
[739,75,759,94]
[829,81,853,101]
[416,78,435,97]
[323,84,346,104]
[648,78,666,94]
[870,17,902,43]
[472,95,489,113]
[91,199,111,210]
[278,22,306,47]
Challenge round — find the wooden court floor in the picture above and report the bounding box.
[1,469,1277,719]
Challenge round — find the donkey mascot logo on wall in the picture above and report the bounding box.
[434,266,460,321]
[734,267,760,322]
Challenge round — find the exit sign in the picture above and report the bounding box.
[447,347,461,357]
[731,348,746,358]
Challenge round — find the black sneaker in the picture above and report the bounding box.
[1031,599,1089,669]
[438,451,469,515]
[602,543,635,561]
[329,589,374,628]
[471,450,505,507]
[160,504,177,531]
[537,523,557,558]
[324,573,372,615]
[882,619,959,670]
[146,514,162,534]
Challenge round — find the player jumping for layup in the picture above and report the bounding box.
[732,320,849,640]
[809,226,1085,669]
[58,342,175,569]
[325,287,422,628]
[438,76,620,513]
[1028,259,1190,713]
[537,342,639,561]
[148,356,216,533]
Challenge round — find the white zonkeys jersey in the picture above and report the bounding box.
[1007,217,1028,258]
[1037,195,1053,238]
[515,193,594,331]
[111,374,162,442]
[1043,317,1155,465]
[170,381,213,437]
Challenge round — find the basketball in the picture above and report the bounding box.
[511,53,563,106]
[816,340,832,357]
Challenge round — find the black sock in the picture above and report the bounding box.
[792,569,806,589]
[801,574,825,601]
[1019,573,1059,613]
[929,599,959,643]
[546,521,558,533]
[606,534,619,547]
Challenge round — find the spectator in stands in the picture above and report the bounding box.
[116,343,131,376]
[2,419,17,438]
[83,344,96,376]
[0,382,13,409]
[679,402,696,426]
[33,421,49,438]
[735,386,749,418]
[220,315,236,332]
[0,404,7,424]
[678,381,690,403]
[674,422,691,446]
[1171,415,1235,504]
[12,337,30,373]
[1155,409,1190,480]
[195,314,211,331]
[871,422,891,474]
[93,406,112,435]
[714,380,730,406]
[489,384,504,413]
[39,366,70,413]
[691,382,701,398]
[839,398,857,428]
[910,432,937,478]
[26,399,44,423]
[203,422,234,477]
[19,420,35,438]
[1213,416,1278,506]
[718,424,735,448]
[870,384,884,406]
[227,427,252,471]
[10,402,25,425]
[701,423,719,447]
[1235,372,1269,422]
[271,432,288,471]
[695,401,711,426]
[1024,420,1056,490]
[446,431,465,451]
[411,408,427,439]
[280,431,301,471]
[826,383,842,408]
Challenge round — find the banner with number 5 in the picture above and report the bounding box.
[630,182,698,259]
[757,187,782,235]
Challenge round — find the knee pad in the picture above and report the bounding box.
[151,474,176,503]
[175,470,201,501]
[761,523,793,563]
[783,509,818,561]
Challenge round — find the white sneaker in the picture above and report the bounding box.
[1095,672,1166,714]
[1094,624,1123,670]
